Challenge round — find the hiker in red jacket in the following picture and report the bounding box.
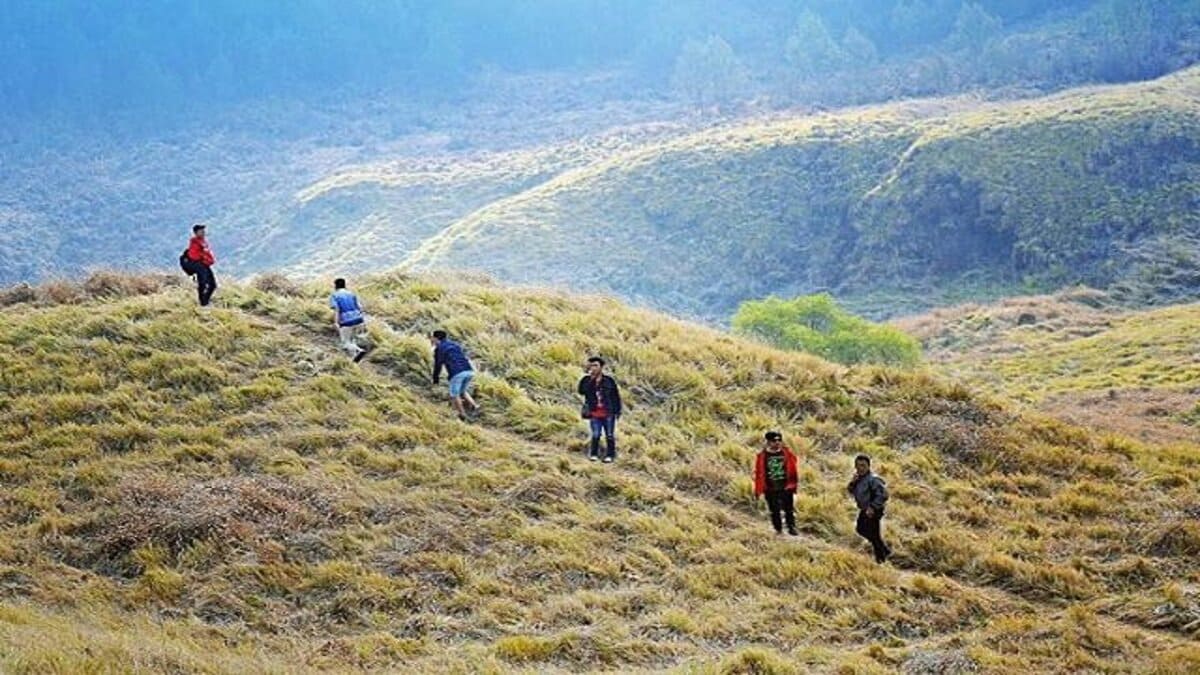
[182,223,217,307]
[753,431,800,536]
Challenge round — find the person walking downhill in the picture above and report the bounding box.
[182,223,217,307]
[330,278,370,363]
[431,330,478,420]
[753,431,799,536]
[847,454,892,563]
[577,356,622,463]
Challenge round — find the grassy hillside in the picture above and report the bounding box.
[0,272,1197,672]
[253,122,692,278]
[0,75,691,288]
[402,67,1200,319]
[894,288,1200,446]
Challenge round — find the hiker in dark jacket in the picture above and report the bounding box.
[847,454,892,563]
[431,330,478,420]
[182,223,217,307]
[753,431,800,536]
[577,356,621,463]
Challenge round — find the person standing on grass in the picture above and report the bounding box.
[753,431,800,536]
[847,454,892,563]
[431,329,478,420]
[577,356,622,463]
[182,223,217,307]
[330,278,369,363]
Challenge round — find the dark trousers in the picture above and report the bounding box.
[184,258,218,306]
[589,415,616,459]
[765,490,795,533]
[856,510,891,561]
[194,264,217,306]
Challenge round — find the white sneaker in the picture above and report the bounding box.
[602,457,614,464]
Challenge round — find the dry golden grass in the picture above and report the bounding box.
[895,288,1200,446]
[0,273,1197,672]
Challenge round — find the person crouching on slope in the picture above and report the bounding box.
[754,431,799,536]
[577,356,622,463]
[183,223,217,307]
[431,329,479,421]
[847,454,892,563]
[330,277,369,363]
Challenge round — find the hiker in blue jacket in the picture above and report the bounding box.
[847,454,892,563]
[431,329,478,420]
[330,278,369,362]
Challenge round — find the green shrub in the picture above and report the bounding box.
[732,294,921,365]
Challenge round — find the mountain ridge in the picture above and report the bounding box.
[393,66,1200,319]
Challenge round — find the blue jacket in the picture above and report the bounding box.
[433,339,473,382]
[329,289,365,327]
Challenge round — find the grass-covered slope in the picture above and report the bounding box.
[242,123,690,278]
[0,272,1198,673]
[402,67,1200,318]
[895,288,1200,446]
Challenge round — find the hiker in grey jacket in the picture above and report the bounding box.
[847,454,892,563]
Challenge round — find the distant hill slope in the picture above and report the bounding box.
[401,67,1200,319]
[0,76,692,288]
[251,122,692,277]
[0,272,1197,672]
[894,288,1200,446]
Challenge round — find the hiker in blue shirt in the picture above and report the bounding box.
[431,329,479,420]
[330,278,369,363]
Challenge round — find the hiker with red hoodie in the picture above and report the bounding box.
[754,431,800,536]
[182,223,217,307]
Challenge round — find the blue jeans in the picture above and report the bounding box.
[589,416,617,459]
[448,370,475,398]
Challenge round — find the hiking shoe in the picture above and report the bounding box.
[602,456,614,464]
[353,349,367,363]
[787,526,799,536]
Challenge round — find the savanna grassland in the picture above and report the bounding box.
[0,271,1197,673]
[894,288,1200,447]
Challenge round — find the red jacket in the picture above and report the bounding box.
[754,447,799,495]
[187,236,215,266]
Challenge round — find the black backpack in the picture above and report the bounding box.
[179,250,195,275]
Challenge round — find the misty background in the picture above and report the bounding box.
[3,0,1194,125]
[1,0,1198,316]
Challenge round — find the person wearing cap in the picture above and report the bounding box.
[577,356,622,463]
[847,454,891,563]
[753,431,800,536]
[330,277,370,363]
[183,223,218,307]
